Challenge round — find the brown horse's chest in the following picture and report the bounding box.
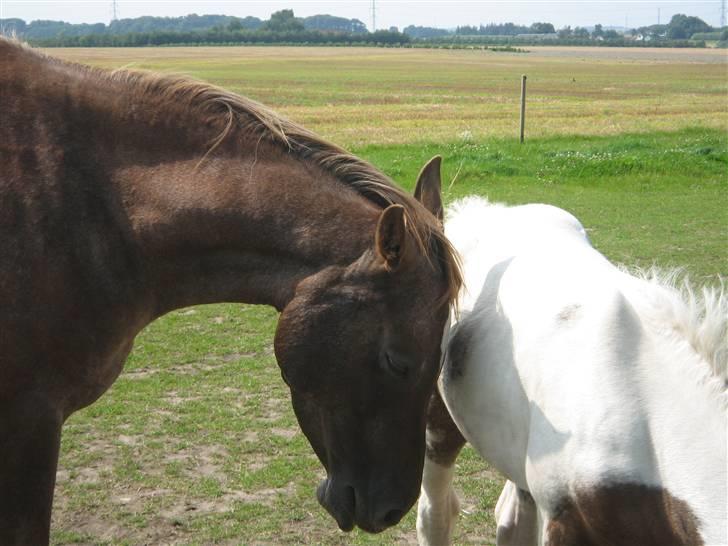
[0,304,140,409]
[0,165,149,411]
[62,337,136,416]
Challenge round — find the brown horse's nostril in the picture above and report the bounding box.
[381,508,405,527]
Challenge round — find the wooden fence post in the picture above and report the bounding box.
[520,74,527,143]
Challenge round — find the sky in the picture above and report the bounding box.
[0,0,724,30]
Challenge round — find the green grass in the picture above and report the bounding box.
[46,45,727,545]
[357,127,727,281]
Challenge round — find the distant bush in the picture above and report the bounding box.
[488,46,529,53]
[690,31,724,40]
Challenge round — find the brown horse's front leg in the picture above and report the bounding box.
[416,388,466,546]
[0,393,63,545]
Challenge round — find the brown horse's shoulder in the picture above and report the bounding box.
[547,483,703,546]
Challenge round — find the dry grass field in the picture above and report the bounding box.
[40,45,726,545]
[46,46,728,147]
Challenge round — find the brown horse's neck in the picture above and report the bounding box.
[115,146,381,316]
[4,40,388,319]
[92,86,382,318]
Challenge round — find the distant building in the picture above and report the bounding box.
[632,33,656,41]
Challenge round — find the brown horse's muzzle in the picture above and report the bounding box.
[316,475,409,533]
[317,477,356,531]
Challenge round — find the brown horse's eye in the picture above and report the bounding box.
[385,352,409,378]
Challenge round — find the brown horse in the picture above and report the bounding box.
[0,38,462,544]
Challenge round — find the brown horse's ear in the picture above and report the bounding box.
[375,204,406,271]
[414,155,443,222]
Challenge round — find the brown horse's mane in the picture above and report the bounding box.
[3,36,462,307]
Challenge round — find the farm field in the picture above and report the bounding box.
[46,46,728,147]
[44,46,727,545]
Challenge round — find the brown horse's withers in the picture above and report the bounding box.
[0,39,461,543]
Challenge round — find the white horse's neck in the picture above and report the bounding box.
[445,197,593,313]
[446,197,726,402]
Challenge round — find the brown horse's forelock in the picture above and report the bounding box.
[4,37,462,309]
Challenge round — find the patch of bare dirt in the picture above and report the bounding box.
[270,427,299,439]
[258,397,287,423]
[162,445,230,483]
[123,355,254,380]
[116,434,141,447]
[163,391,204,406]
[160,482,297,520]
[220,351,257,361]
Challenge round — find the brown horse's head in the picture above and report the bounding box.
[274,157,455,533]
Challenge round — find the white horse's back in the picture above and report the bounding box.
[421,196,727,546]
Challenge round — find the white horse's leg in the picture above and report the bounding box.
[417,458,460,546]
[494,480,517,527]
[495,481,538,546]
[416,390,466,546]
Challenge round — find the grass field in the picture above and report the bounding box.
[48,46,727,147]
[45,46,727,545]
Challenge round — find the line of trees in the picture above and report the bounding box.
[23,29,409,48]
[1,10,724,48]
[406,14,724,47]
[0,10,368,40]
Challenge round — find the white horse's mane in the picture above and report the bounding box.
[624,267,727,393]
[446,196,727,394]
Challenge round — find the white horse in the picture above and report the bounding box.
[417,195,727,546]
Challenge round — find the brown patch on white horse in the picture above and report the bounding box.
[424,389,465,467]
[546,483,703,546]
